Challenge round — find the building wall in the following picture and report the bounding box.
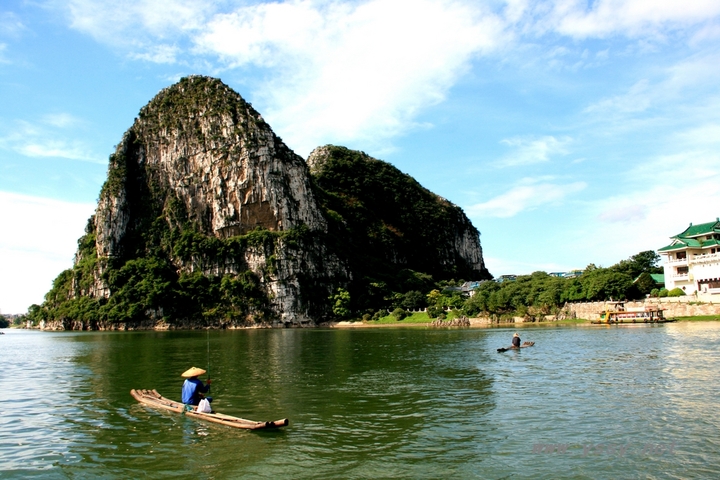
[661,250,720,295]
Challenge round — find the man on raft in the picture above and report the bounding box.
[181,367,212,406]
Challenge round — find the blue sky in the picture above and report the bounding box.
[1,0,720,313]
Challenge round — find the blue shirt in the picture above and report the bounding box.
[181,378,210,405]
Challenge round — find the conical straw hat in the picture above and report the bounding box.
[181,366,206,378]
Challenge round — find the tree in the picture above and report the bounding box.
[401,290,426,309]
[461,281,499,316]
[611,250,663,278]
[426,289,443,306]
[635,272,658,296]
[330,288,352,318]
[631,250,662,274]
[391,308,408,320]
[26,304,46,325]
[582,269,634,301]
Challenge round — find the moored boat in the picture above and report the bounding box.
[130,389,288,430]
[591,301,675,324]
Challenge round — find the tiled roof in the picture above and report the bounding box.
[676,220,720,238]
[633,273,665,284]
[659,219,720,252]
[650,274,665,283]
[658,239,698,251]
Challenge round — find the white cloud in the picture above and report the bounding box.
[585,79,652,114]
[0,119,104,163]
[16,141,95,161]
[581,53,720,139]
[541,0,720,39]
[62,0,507,154]
[130,44,181,64]
[572,144,720,268]
[0,11,26,38]
[498,135,571,166]
[66,0,210,45]
[690,22,720,44]
[675,124,720,146]
[195,0,507,154]
[466,178,586,218]
[42,113,82,128]
[0,191,96,313]
[597,204,647,223]
[58,0,720,156]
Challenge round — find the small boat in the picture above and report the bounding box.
[130,389,288,430]
[497,341,535,352]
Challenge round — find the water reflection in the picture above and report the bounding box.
[3,324,720,478]
[54,327,497,478]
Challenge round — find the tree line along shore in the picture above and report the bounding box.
[6,249,719,329]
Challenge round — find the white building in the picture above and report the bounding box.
[658,218,720,295]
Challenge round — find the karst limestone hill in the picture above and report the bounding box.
[35,76,491,329]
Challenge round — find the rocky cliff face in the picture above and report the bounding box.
[96,79,326,255]
[39,76,490,329]
[80,76,348,325]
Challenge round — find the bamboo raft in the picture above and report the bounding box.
[130,389,288,430]
[497,341,535,352]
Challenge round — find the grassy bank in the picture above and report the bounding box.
[674,315,720,322]
[366,310,465,325]
[544,318,590,325]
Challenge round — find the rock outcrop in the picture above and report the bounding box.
[77,76,348,326]
[38,76,491,329]
[307,145,491,284]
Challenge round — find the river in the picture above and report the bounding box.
[1,322,719,479]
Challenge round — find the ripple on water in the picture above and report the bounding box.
[3,326,720,479]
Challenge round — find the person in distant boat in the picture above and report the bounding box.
[181,366,212,405]
[511,333,521,348]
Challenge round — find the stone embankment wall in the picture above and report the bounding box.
[565,297,720,320]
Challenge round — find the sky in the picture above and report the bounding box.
[1,0,720,313]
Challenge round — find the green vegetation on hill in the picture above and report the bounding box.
[31,219,289,326]
[309,146,491,315]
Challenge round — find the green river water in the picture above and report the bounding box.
[1,322,719,479]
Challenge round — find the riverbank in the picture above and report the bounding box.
[331,316,719,328]
[19,311,720,331]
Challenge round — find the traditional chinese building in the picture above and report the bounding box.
[658,218,720,295]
